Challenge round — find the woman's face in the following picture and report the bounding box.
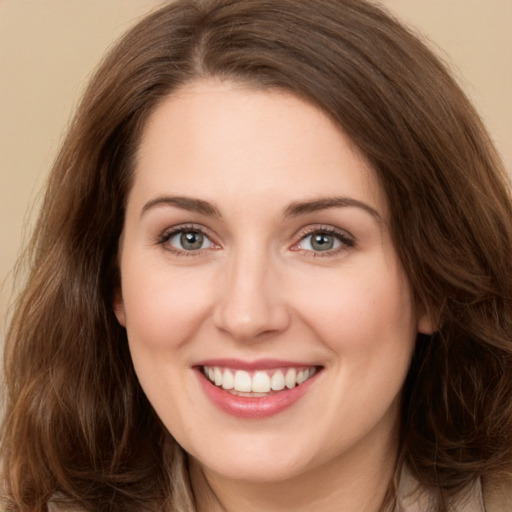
[115,79,431,485]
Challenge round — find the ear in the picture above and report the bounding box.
[113,288,126,327]
[417,306,434,335]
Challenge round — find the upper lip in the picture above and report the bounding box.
[194,358,320,371]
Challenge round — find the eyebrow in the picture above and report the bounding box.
[282,197,381,221]
[140,196,222,218]
[140,195,381,222]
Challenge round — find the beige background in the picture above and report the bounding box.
[1,0,511,342]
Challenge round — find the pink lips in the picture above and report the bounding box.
[194,359,321,419]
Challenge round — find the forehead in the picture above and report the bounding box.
[131,79,386,215]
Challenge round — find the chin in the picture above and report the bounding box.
[187,432,323,484]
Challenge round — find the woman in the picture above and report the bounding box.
[1,0,511,510]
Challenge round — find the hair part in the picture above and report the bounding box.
[2,1,511,510]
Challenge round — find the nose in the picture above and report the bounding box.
[213,249,291,342]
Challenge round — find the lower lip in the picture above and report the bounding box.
[195,368,320,419]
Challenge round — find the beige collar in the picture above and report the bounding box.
[482,472,512,512]
[397,466,485,512]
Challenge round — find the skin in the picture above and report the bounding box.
[114,79,432,511]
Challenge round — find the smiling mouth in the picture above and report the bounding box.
[202,366,319,397]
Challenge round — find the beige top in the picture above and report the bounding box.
[46,470,511,511]
[397,467,485,511]
[398,470,512,512]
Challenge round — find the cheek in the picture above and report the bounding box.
[121,259,214,351]
[293,262,416,434]
[293,259,416,355]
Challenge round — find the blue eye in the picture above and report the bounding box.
[302,233,339,251]
[296,229,353,254]
[164,229,214,251]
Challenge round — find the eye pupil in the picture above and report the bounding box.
[180,231,204,250]
[311,233,334,251]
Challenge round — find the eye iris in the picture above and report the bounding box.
[180,231,204,250]
[311,233,334,251]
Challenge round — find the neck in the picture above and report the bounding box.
[189,423,398,512]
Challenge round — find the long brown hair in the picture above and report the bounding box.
[2,1,511,510]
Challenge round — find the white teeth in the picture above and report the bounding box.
[270,370,285,391]
[252,371,271,393]
[204,366,318,393]
[234,370,252,392]
[285,368,297,389]
[221,369,234,390]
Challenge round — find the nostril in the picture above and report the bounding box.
[213,300,291,342]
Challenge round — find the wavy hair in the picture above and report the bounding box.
[2,0,511,510]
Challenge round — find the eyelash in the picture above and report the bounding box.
[156,224,355,257]
[156,224,218,256]
[291,225,355,258]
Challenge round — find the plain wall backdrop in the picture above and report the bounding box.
[1,0,511,342]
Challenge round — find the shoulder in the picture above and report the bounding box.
[482,472,512,512]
